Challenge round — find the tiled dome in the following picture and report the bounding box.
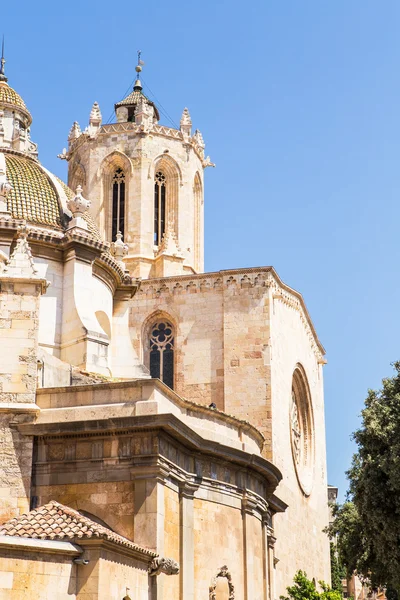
[0,81,32,125]
[4,152,102,237]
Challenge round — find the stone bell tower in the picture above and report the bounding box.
[63,56,214,279]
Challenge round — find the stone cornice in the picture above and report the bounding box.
[17,412,282,493]
[0,535,81,556]
[137,266,326,358]
[36,378,265,450]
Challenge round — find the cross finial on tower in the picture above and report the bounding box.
[0,36,7,83]
[133,50,144,91]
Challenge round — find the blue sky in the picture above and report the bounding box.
[3,1,400,501]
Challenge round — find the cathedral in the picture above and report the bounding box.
[0,53,330,599]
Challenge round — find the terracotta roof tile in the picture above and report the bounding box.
[0,501,156,557]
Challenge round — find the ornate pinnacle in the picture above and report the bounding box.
[67,185,90,217]
[111,231,128,263]
[68,121,81,143]
[180,107,192,127]
[89,101,102,125]
[0,36,7,83]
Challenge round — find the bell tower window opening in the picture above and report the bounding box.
[149,321,174,389]
[112,168,125,241]
[154,171,166,246]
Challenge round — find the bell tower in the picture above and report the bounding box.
[63,54,214,278]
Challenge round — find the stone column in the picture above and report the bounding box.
[179,483,196,600]
[267,526,277,600]
[262,513,271,600]
[132,473,166,599]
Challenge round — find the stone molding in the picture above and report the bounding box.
[35,378,265,449]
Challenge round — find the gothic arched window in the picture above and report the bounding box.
[149,320,174,389]
[154,171,166,246]
[112,168,125,241]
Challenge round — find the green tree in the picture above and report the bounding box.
[280,571,341,600]
[328,361,400,594]
[330,542,345,593]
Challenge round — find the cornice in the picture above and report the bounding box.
[36,378,264,449]
[137,266,326,358]
[17,412,282,493]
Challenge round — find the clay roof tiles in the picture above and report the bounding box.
[0,501,156,556]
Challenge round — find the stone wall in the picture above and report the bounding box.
[0,544,77,599]
[270,296,330,593]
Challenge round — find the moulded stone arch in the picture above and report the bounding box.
[290,362,315,496]
[209,565,235,600]
[151,154,182,242]
[73,499,123,538]
[100,150,133,242]
[69,162,86,195]
[100,150,134,176]
[141,309,178,389]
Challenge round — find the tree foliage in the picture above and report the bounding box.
[327,361,400,593]
[280,571,341,600]
[330,542,345,593]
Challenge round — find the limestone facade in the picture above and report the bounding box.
[0,56,331,599]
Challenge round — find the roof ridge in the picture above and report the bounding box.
[0,500,156,556]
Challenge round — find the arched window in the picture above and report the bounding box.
[112,168,125,241]
[154,171,166,246]
[149,320,174,389]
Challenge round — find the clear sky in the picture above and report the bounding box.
[3,0,400,501]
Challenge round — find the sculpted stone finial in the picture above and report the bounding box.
[180,107,192,139]
[148,557,180,577]
[68,121,82,145]
[89,101,102,125]
[66,185,91,231]
[111,231,129,265]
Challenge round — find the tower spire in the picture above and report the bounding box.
[133,50,144,91]
[0,36,7,83]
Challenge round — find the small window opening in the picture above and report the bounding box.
[112,168,125,241]
[149,320,174,389]
[154,171,166,245]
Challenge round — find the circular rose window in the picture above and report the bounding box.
[290,365,315,496]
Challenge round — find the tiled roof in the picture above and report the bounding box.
[115,89,160,121]
[0,82,30,114]
[5,154,62,228]
[0,501,156,556]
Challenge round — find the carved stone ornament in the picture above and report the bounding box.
[290,366,315,496]
[89,101,102,125]
[67,185,90,217]
[148,557,180,577]
[110,231,128,263]
[209,565,235,600]
[290,391,301,465]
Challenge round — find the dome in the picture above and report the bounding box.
[3,151,101,238]
[0,81,32,126]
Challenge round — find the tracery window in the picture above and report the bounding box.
[154,171,166,245]
[149,321,174,389]
[112,168,125,241]
[290,365,315,496]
